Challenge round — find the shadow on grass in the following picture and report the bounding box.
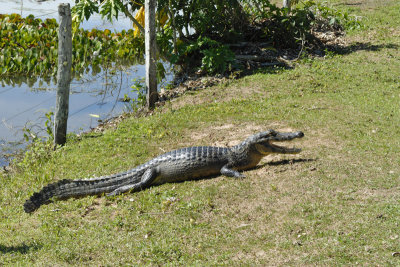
[253,41,399,76]
[265,158,316,166]
[332,42,399,55]
[0,242,42,255]
[240,158,316,172]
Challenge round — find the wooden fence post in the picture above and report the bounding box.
[145,0,158,110]
[54,3,72,146]
[283,0,291,10]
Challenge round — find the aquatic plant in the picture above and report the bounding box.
[0,13,145,78]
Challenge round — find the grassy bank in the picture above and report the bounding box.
[1,0,399,265]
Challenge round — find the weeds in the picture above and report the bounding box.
[16,111,55,171]
[123,78,147,112]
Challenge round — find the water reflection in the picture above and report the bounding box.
[0,59,144,87]
[0,64,148,167]
[0,75,55,88]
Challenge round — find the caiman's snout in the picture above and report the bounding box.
[273,131,304,141]
[254,130,304,155]
[268,130,304,154]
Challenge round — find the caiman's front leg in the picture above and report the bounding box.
[107,168,159,196]
[220,164,245,178]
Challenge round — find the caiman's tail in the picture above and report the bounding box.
[24,171,139,213]
[24,179,74,213]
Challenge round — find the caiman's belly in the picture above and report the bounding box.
[153,160,226,184]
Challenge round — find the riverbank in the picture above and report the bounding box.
[0,0,146,167]
[1,0,400,265]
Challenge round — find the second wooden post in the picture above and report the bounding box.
[145,0,158,110]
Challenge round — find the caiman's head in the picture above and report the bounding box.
[247,129,304,155]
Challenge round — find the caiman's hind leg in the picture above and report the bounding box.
[107,168,159,196]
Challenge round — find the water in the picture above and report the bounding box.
[0,64,149,167]
[0,0,171,166]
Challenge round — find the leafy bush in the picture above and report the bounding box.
[171,37,236,75]
[201,45,236,74]
[260,2,315,48]
[309,1,362,31]
[158,0,247,42]
[241,0,362,48]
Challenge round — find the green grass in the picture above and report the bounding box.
[1,0,400,265]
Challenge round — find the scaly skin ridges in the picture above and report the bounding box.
[23,163,150,213]
[24,130,304,213]
[24,146,226,213]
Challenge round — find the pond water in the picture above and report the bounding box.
[0,0,171,166]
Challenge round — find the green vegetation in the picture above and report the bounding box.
[171,37,236,74]
[0,13,143,79]
[1,0,400,265]
[0,0,362,80]
[164,0,362,73]
[248,0,361,48]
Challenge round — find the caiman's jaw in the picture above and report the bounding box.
[255,131,304,155]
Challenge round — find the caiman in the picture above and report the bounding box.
[24,129,304,213]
